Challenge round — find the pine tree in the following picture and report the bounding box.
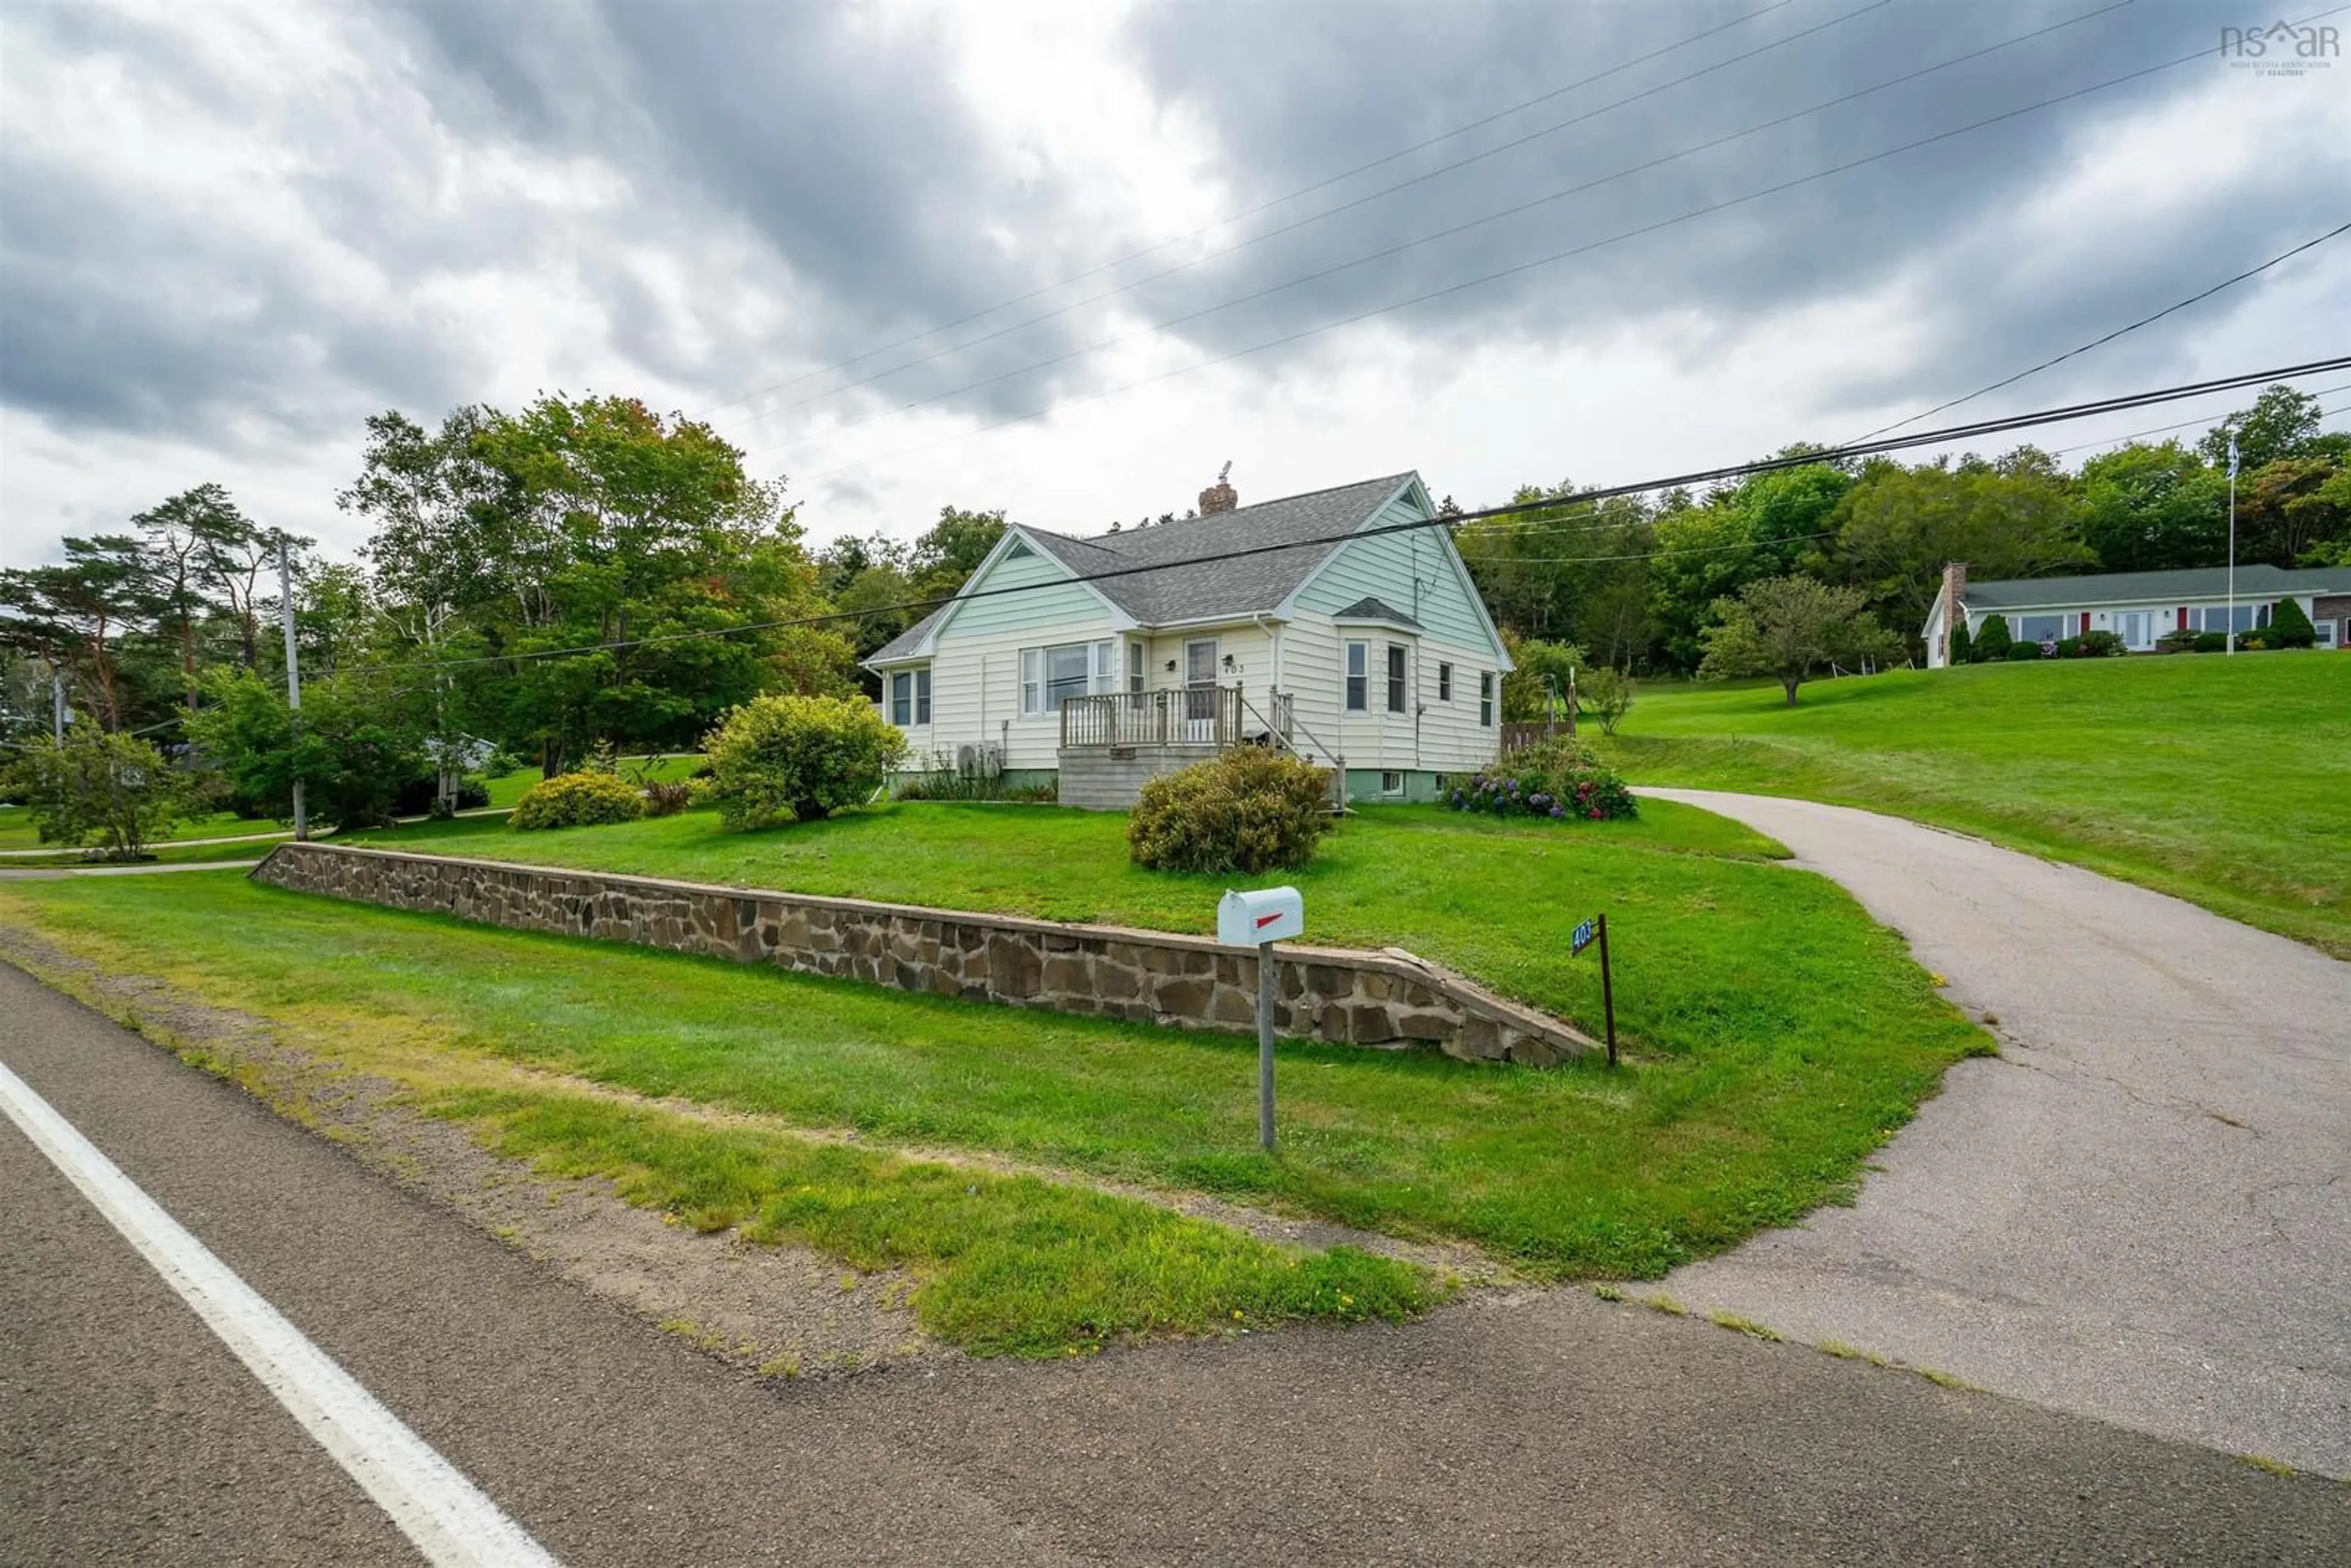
[2270,596,2317,649]
[1972,613,2012,661]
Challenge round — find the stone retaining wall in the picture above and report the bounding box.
[250,844,1595,1067]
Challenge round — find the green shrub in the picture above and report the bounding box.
[2193,631,2229,653]
[1946,618,1971,664]
[2004,639,2043,661]
[1577,667,1636,736]
[2077,629,2125,658]
[2271,597,2317,649]
[2053,636,2083,659]
[1442,741,1637,822]
[1972,614,2012,661]
[642,781,693,817]
[701,694,907,830]
[1127,748,1333,874]
[0,730,187,858]
[510,771,645,831]
[2154,628,2195,654]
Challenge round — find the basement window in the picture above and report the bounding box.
[1380,771,1404,797]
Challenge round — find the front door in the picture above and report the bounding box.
[1183,638,1219,740]
[2113,611,2149,651]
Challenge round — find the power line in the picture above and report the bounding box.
[751,0,2124,450]
[332,356,2349,679]
[700,1,1806,419]
[2044,384,2350,457]
[795,26,2263,489]
[1850,217,2351,443]
[1460,528,1840,566]
[736,0,1914,435]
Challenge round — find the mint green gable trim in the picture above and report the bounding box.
[1288,480,1509,660]
[934,528,1120,641]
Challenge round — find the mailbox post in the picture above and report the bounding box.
[1218,887,1304,1153]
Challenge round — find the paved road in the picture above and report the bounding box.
[5,966,2346,1564]
[1643,788,2351,1478]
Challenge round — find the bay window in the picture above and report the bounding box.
[1385,643,1407,713]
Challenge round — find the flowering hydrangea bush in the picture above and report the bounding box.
[1440,738,1637,822]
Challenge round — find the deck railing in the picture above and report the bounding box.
[1060,686,1245,749]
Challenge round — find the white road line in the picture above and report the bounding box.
[0,1059,562,1568]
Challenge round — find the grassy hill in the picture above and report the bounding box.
[1598,652,2351,956]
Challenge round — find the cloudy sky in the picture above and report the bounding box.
[2,0,2345,568]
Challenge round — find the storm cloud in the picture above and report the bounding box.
[2,0,2344,561]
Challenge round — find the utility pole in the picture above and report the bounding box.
[2226,433,2240,657]
[276,536,307,841]
[51,670,65,745]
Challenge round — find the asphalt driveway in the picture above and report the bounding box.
[1641,788,2351,1477]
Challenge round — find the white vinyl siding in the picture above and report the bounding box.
[1292,493,1499,653]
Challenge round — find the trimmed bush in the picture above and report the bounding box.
[1127,748,1333,874]
[2053,636,2083,659]
[1946,618,1971,665]
[1972,613,2012,661]
[701,694,907,830]
[510,771,645,831]
[2004,639,2043,661]
[2193,631,2229,653]
[2155,628,2196,654]
[2077,629,2125,658]
[2271,596,2317,649]
[1443,738,1637,822]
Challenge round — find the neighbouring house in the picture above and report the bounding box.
[1923,561,2351,667]
[863,470,1514,808]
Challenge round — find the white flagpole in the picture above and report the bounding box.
[2226,433,2239,658]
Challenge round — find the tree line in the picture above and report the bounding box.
[3,383,2341,833]
[1458,384,2349,684]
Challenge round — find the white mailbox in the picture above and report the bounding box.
[1218,886,1304,947]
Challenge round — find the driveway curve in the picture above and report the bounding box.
[1640,788,2351,1477]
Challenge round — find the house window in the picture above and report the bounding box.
[1479,672,1494,726]
[1019,640,1112,715]
[1385,644,1407,713]
[1380,771,1404,797]
[2192,604,2268,634]
[888,670,930,726]
[2014,613,2066,645]
[1438,662,1453,701]
[1344,641,1368,712]
[1128,640,1146,694]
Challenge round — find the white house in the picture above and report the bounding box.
[1923,561,2351,667]
[863,471,1515,807]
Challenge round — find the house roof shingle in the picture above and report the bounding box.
[1965,563,2351,611]
[1329,595,1423,628]
[1033,471,1417,623]
[864,472,1420,664]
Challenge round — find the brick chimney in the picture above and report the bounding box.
[1198,461,1237,517]
[1940,561,1967,666]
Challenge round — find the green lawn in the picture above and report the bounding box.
[0,803,272,852]
[1597,653,2351,956]
[0,796,1982,1351]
